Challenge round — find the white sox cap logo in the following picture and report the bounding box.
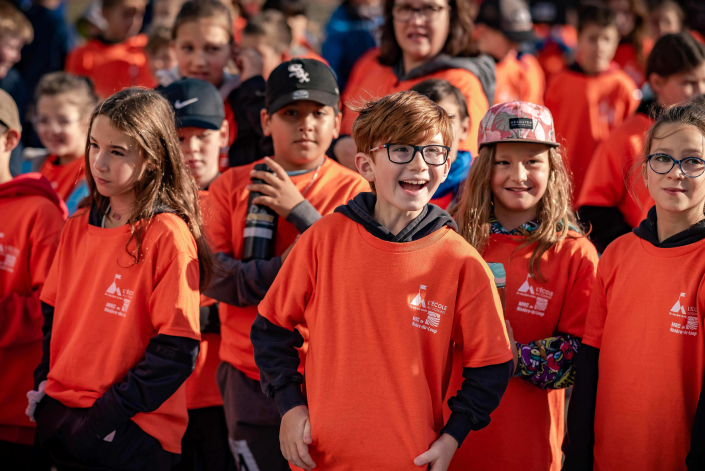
[288,64,310,83]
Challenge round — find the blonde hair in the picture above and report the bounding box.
[453,143,582,282]
[351,90,454,193]
[0,1,33,43]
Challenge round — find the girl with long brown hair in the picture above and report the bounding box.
[446,101,599,471]
[27,88,212,470]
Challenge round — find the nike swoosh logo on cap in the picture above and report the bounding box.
[174,97,199,109]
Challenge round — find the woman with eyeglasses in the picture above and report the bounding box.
[564,103,705,470]
[334,0,494,171]
[577,32,705,253]
[25,72,98,215]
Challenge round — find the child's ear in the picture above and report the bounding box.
[260,109,272,137]
[219,120,230,148]
[1,129,20,154]
[355,152,375,184]
[459,116,470,142]
[332,111,342,139]
[649,73,665,98]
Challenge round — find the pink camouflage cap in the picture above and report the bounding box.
[478,101,558,148]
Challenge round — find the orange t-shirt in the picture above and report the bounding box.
[0,181,64,445]
[445,232,598,471]
[40,210,201,454]
[495,51,546,105]
[577,112,654,228]
[208,157,369,380]
[184,190,223,410]
[545,67,639,200]
[583,233,705,471]
[341,49,489,156]
[66,35,156,99]
[613,39,654,88]
[259,213,513,470]
[38,155,85,202]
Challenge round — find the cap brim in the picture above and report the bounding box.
[480,138,559,148]
[503,29,537,43]
[176,115,223,130]
[268,90,340,115]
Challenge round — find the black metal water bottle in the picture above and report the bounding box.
[242,163,278,261]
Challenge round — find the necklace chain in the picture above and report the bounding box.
[300,163,322,197]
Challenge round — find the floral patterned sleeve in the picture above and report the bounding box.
[514,334,581,390]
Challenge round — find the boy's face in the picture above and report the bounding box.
[475,24,515,61]
[177,123,228,189]
[102,0,146,42]
[650,6,682,38]
[152,0,185,27]
[36,93,89,159]
[261,101,341,170]
[240,33,285,80]
[436,96,469,163]
[577,23,620,75]
[650,63,705,108]
[174,19,232,86]
[148,44,177,78]
[357,132,450,213]
[0,34,25,80]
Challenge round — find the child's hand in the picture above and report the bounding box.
[280,405,316,470]
[248,157,305,219]
[505,320,519,374]
[414,433,458,470]
[236,47,264,82]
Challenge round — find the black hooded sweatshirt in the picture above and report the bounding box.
[564,206,705,470]
[250,193,513,447]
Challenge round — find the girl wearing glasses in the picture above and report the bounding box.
[335,0,494,169]
[448,101,598,471]
[565,104,705,470]
[577,32,705,253]
[25,72,98,215]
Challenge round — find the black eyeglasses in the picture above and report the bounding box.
[392,4,450,22]
[370,143,450,166]
[647,153,705,178]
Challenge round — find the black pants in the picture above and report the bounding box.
[175,406,236,471]
[0,438,53,471]
[217,362,289,471]
[35,395,178,471]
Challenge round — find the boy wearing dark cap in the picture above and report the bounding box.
[163,78,236,471]
[475,0,546,105]
[0,90,64,470]
[206,58,368,470]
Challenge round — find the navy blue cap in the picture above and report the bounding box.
[162,78,225,130]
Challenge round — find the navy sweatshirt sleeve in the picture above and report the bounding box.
[563,344,600,470]
[204,252,283,307]
[578,206,632,253]
[442,360,513,446]
[252,313,512,447]
[33,301,54,390]
[687,370,705,470]
[85,334,199,439]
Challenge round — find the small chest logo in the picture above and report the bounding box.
[668,292,698,337]
[0,243,19,273]
[516,274,553,317]
[104,274,134,318]
[410,284,447,334]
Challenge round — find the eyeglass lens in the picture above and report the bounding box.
[388,145,448,165]
[392,4,444,21]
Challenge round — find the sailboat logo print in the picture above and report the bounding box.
[671,293,686,315]
[411,285,426,308]
[517,275,534,295]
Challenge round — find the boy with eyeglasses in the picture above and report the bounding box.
[251,90,513,471]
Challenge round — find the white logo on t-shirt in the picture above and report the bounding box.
[104,274,133,317]
[410,284,447,334]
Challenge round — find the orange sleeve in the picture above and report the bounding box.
[0,207,63,347]
[149,251,201,340]
[340,50,378,135]
[258,231,315,330]
[556,241,599,338]
[206,172,234,255]
[581,261,609,349]
[623,80,640,119]
[522,54,546,106]
[453,260,513,367]
[577,139,626,208]
[453,72,489,156]
[65,47,86,76]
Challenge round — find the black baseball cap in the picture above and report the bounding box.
[476,0,536,44]
[162,78,225,130]
[265,58,340,115]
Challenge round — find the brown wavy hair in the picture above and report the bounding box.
[452,143,582,282]
[378,0,477,66]
[79,88,214,290]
